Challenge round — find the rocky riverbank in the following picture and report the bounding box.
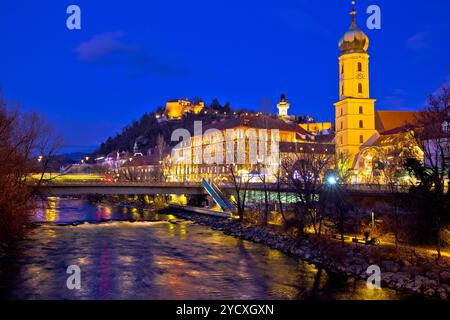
[163,207,450,300]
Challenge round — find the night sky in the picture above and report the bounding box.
[0,0,449,151]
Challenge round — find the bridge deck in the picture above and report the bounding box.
[37,182,408,197]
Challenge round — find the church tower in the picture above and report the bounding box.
[277,93,290,117]
[334,2,377,164]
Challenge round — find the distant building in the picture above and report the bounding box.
[101,151,133,174]
[276,94,332,134]
[299,122,333,135]
[421,107,450,169]
[277,94,290,117]
[165,98,204,120]
[275,94,299,125]
[119,154,168,182]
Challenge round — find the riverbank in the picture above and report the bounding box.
[161,207,450,300]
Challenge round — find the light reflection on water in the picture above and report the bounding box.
[0,198,410,300]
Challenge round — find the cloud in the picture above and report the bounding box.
[75,31,131,62]
[74,32,190,77]
[405,32,429,51]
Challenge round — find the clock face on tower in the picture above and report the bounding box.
[356,72,364,79]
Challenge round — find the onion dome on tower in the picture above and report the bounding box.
[338,1,369,54]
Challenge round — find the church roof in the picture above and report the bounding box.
[375,110,419,133]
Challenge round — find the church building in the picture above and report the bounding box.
[333,2,422,182]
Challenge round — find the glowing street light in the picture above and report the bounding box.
[327,175,337,185]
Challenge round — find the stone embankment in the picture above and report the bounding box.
[165,207,450,300]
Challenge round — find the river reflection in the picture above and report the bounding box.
[0,198,409,300]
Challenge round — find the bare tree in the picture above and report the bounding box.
[255,162,270,225]
[155,134,166,163]
[274,163,288,223]
[0,95,62,242]
[228,164,251,221]
[334,152,352,184]
[282,145,332,237]
[406,84,450,259]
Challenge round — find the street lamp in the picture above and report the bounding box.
[371,210,375,229]
[326,175,337,185]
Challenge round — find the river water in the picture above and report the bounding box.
[0,198,408,300]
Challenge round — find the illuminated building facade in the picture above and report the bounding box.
[167,115,331,183]
[165,99,205,120]
[299,122,333,135]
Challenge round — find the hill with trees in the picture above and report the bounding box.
[94,99,244,156]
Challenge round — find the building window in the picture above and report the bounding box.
[359,120,363,128]
[340,121,343,130]
[340,108,343,116]
[340,136,343,144]
[341,86,344,95]
[358,62,362,72]
[341,64,344,74]
[359,106,363,114]
[359,135,364,143]
[358,83,363,94]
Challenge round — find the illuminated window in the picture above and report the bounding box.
[358,83,363,94]
[359,120,363,128]
[358,62,362,72]
[359,106,363,114]
[360,135,364,143]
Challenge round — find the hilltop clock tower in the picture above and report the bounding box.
[334,2,377,164]
[277,93,290,117]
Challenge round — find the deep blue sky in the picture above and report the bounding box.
[0,0,449,150]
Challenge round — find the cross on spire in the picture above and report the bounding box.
[350,1,357,24]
